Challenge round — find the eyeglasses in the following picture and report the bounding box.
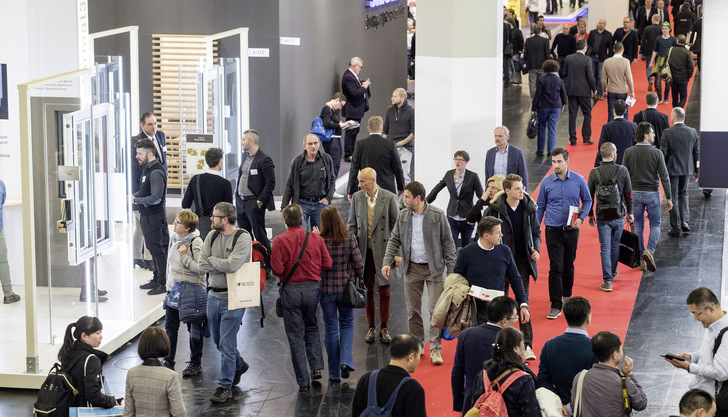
[506,316,519,321]
[453,158,466,163]
[210,215,223,219]
[173,219,181,224]
[691,305,712,318]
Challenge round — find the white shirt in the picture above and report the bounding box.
[688,313,728,393]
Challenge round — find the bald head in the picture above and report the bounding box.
[359,167,377,180]
[357,167,378,195]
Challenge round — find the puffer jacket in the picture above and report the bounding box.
[431,273,477,337]
[165,230,204,290]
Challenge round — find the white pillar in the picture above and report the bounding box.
[586,1,628,31]
[415,0,504,207]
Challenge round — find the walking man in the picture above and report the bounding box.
[667,35,694,109]
[587,19,614,100]
[383,88,415,184]
[564,40,596,145]
[601,42,636,122]
[632,92,670,149]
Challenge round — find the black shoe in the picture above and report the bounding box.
[329,378,341,385]
[139,280,156,290]
[311,369,322,380]
[682,224,691,232]
[133,259,145,268]
[80,295,108,303]
[163,359,174,370]
[547,152,552,157]
[182,362,202,376]
[97,289,107,296]
[209,387,232,403]
[340,364,351,379]
[232,361,249,386]
[3,293,20,304]
[536,152,544,157]
[668,229,682,237]
[299,384,310,393]
[344,156,352,163]
[583,140,594,145]
[704,190,713,198]
[147,284,166,295]
[569,139,577,145]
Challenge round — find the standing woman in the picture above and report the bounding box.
[57,316,118,410]
[426,150,484,249]
[317,206,364,383]
[649,23,677,104]
[320,92,350,180]
[532,59,568,156]
[123,327,187,416]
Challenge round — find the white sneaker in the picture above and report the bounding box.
[430,351,443,365]
[525,346,537,361]
[332,192,344,199]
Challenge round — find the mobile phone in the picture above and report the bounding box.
[661,353,686,361]
[390,260,396,268]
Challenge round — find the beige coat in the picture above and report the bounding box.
[431,273,476,337]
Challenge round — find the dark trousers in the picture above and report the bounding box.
[322,136,342,179]
[164,305,205,367]
[447,217,475,249]
[671,77,689,109]
[344,119,362,158]
[607,92,629,122]
[281,281,324,387]
[669,175,690,231]
[363,249,390,327]
[504,256,534,348]
[568,95,592,142]
[140,211,170,286]
[237,195,271,255]
[655,74,671,101]
[545,227,580,310]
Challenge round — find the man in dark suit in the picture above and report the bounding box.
[523,24,550,100]
[341,56,372,162]
[661,107,699,237]
[537,297,597,412]
[484,126,529,190]
[235,129,276,254]
[635,0,656,34]
[131,112,167,270]
[451,296,519,414]
[347,116,405,199]
[655,0,670,27]
[633,92,670,149]
[564,40,597,145]
[587,19,614,100]
[595,100,638,166]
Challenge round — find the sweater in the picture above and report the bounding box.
[622,143,672,198]
[536,330,597,404]
[601,55,635,95]
[165,230,204,291]
[383,102,415,151]
[181,172,233,217]
[198,228,252,298]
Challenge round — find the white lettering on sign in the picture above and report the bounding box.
[77,0,90,68]
[279,37,301,46]
[248,48,270,57]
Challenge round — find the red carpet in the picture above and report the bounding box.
[418,55,695,415]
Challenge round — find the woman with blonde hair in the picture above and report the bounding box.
[466,175,505,224]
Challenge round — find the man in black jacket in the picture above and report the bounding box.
[635,0,656,34]
[633,92,670,149]
[341,57,372,161]
[587,19,614,100]
[613,17,640,62]
[383,88,415,184]
[235,129,276,253]
[347,116,405,199]
[668,35,695,109]
[564,40,597,145]
[131,138,169,295]
[640,14,663,91]
[182,148,233,240]
[524,24,550,100]
[550,25,577,78]
[596,100,638,166]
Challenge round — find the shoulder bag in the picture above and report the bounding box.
[712,327,728,411]
[341,237,367,308]
[226,230,261,310]
[659,47,673,84]
[275,231,310,317]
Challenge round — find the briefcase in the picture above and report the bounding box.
[618,225,641,268]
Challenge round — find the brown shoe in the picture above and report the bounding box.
[379,328,392,343]
[648,81,653,91]
[365,328,376,343]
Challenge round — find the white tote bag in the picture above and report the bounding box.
[226,249,261,310]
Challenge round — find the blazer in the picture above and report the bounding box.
[451,322,500,413]
[348,187,400,286]
[341,69,371,119]
[281,150,335,208]
[661,123,700,176]
[484,144,529,191]
[587,29,614,62]
[633,107,670,148]
[235,149,276,211]
[635,6,656,34]
[524,35,550,70]
[123,361,187,417]
[563,52,596,97]
[348,134,405,196]
[531,73,568,112]
[131,130,167,210]
[426,169,484,218]
[383,203,457,278]
[640,24,662,57]
[596,117,638,166]
[654,7,671,26]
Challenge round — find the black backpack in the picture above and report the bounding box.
[594,167,622,221]
[33,355,88,417]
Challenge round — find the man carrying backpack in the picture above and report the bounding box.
[587,142,633,293]
[351,333,426,416]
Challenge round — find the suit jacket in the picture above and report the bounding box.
[564,52,596,97]
[341,69,371,119]
[383,203,456,278]
[532,72,568,111]
[633,107,670,148]
[536,331,597,405]
[123,362,187,417]
[131,130,167,211]
[524,35,550,70]
[587,29,614,62]
[348,187,400,286]
[661,123,700,176]
[235,149,276,211]
[426,169,484,218]
[655,7,671,26]
[484,144,529,190]
[640,24,662,57]
[451,323,500,412]
[348,134,405,195]
[596,117,638,166]
[636,6,657,34]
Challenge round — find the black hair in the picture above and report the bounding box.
[635,122,653,143]
[390,333,422,359]
[138,327,171,360]
[404,181,426,201]
[134,138,156,152]
[58,316,103,367]
[205,147,224,168]
[477,216,503,238]
[591,331,622,362]
[614,99,627,116]
[551,147,569,161]
[487,327,525,370]
[687,287,720,309]
[486,296,518,323]
[679,389,715,415]
[564,296,591,326]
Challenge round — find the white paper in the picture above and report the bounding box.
[468,285,504,302]
[625,96,637,107]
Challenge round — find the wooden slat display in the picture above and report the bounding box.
[152,34,217,190]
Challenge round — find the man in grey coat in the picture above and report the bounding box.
[348,168,400,343]
[382,181,457,366]
[661,107,699,237]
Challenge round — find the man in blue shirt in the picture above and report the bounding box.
[0,180,20,304]
[536,148,593,319]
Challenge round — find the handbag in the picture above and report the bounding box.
[659,47,673,83]
[342,278,367,308]
[526,113,538,139]
[226,240,262,310]
[276,231,310,317]
[179,281,207,323]
[618,223,641,268]
[311,106,334,142]
[164,281,181,309]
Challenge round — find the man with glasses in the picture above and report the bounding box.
[485,126,529,191]
[666,287,728,410]
[451,296,519,414]
[341,56,372,163]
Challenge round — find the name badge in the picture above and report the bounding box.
[250,169,258,175]
[141,175,146,183]
[162,146,167,152]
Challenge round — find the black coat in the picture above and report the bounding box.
[524,35,549,70]
[236,149,276,211]
[426,169,484,218]
[564,52,596,97]
[633,108,670,149]
[352,365,426,416]
[131,130,167,210]
[587,29,614,62]
[347,134,405,196]
[471,361,541,417]
[341,69,371,119]
[596,118,638,166]
[64,342,117,409]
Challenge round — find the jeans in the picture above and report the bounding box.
[671,77,689,109]
[140,211,170,286]
[568,95,592,142]
[281,281,324,387]
[655,73,671,102]
[607,93,629,122]
[537,108,561,154]
[322,136,342,179]
[645,59,653,84]
[320,292,354,380]
[405,263,444,352]
[545,227,580,310]
[448,217,474,248]
[207,295,246,389]
[592,57,604,96]
[597,218,625,282]
[237,195,271,255]
[165,305,205,367]
[669,175,690,231]
[632,191,662,254]
[299,200,326,231]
